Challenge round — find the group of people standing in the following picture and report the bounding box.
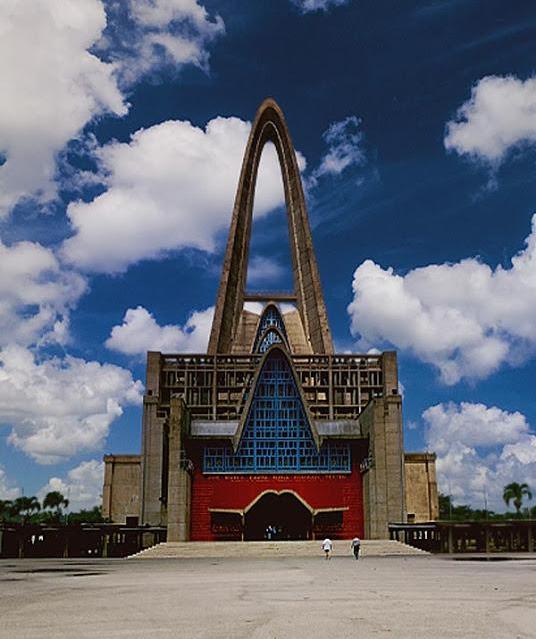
[321,537,361,560]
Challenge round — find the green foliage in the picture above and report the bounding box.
[12,496,41,521]
[43,491,69,515]
[67,506,105,525]
[0,495,103,526]
[438,492,533,521]
[503,482,532,515]
[0,500,13,522]
[438,493,452,519]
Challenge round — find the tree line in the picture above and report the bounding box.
[0,491,104,525]
[439,482,534,521]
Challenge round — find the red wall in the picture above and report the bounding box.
[189,442,365,540]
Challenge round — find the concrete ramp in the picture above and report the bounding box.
[129,539,428,559]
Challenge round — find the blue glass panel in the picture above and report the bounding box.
[252,305,288,353]
[258,329,283,353]
[204,350,351,473]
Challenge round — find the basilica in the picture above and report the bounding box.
[102,99,438,541]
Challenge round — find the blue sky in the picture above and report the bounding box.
[1,0,536,511]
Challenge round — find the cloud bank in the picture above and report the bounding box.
[348,214,536,384]
[39,459,104,511]
[445,75,536,165]
[0,239,87,348]
[424,402,536,511]
[0,0,225,216]
[0,0,126,215]
[0,466,20,500]
[62,120,305,273]
[106,306,214,356]
[0,346,143,464]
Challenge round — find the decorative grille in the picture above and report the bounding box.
[203,350,351,473]
[252,305,288,352]
[258,329,283,353]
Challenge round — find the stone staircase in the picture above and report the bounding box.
[129,539,427,559]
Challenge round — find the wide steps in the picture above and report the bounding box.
[129,539,427,559]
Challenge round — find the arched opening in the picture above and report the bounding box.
[244,491,312,541]
[252,304,289,353]
[208,98,333,356]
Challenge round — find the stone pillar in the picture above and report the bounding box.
[140,352,165,526]
[102,459,112,520]
[361,394,405,539]
[447,526,454,553]
[382,351,399,397]
[167,396,191,542]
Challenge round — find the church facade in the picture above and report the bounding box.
[102,99,438,541]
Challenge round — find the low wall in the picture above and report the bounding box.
[390,520,536,553]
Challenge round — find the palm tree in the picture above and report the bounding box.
[503,482,532,515]
[12,496,41,522]
[0,500,13,522]
[43,491,69,518]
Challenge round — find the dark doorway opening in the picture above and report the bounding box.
[244,492,312,540]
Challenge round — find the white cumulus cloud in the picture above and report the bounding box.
[0,239,87,348]
[0,0,126,215]
[39,459,104,511]
[61,119,305,273]
[424,402,536,511]
[106,305,214,356]
[445,75,536,165]
[0,466,20,500]
[0,345,143,464]
[348,214,536,384]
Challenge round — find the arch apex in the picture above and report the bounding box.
[207,98,334,356]
[255,96,285,117]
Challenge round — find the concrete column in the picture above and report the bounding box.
[167,396,191,542]
[140,352,164,526]
[382,351,399,397]
[102,459,113,520]
[447,527,454,554]
[361,395,405,539]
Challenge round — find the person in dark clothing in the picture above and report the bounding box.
[351,536,361,560]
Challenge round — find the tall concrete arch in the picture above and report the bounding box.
[208,98,333,355]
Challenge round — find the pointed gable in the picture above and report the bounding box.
[203,348,350,473]
[252,304,288,353]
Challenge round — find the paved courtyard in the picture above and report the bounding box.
[0,555,535,638]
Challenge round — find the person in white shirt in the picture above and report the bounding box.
[321,538,333,560]
[351,536,361,560]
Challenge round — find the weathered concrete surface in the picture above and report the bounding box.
[130,539,427,559]
[404,452,439,522]
[1,555,535,638]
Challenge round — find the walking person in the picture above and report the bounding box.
[351,536,361,560]
[321,537,333,560]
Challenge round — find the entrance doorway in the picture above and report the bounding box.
[244,491,312,540]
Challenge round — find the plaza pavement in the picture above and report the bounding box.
[0,553,535,638]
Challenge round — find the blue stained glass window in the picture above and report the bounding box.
[203,349,351,473]
[252,305,288,353]
[258,328,283,353]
